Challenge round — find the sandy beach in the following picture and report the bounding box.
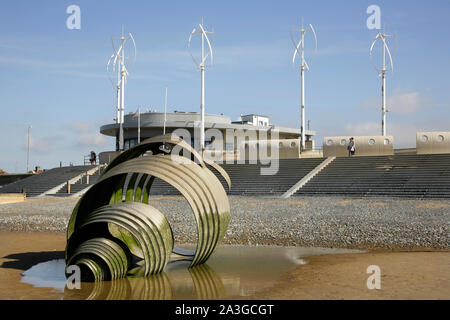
[0,231,448,300]
[250,250,450,300]
[0,196,449,299]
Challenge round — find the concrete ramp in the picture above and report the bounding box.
[281,157,336,199]
[0,165,101,198]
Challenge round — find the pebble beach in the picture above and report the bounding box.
[0,195,448,250]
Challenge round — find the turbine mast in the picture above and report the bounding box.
[370,30,394,137]
[291,21,317,152]
[188,20,214,154]
[107,28,136,151]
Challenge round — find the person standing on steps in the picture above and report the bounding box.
[348,137,355,157]
[90,151,97,165]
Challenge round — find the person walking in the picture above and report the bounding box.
[348,137,355,157]
[90,151,96,165]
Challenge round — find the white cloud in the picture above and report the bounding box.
[345,121,419,148]
[388,92,422,115]
[358,90,427,115]
[69,121,91,133]
[76,132,108,148]
[68,121,109,148]
[24,135,50,153]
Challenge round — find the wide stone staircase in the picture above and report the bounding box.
[2,154,449,199]
[294,154,450,199]
[147,158,325,196]
[53,167,104,197]
[0,165,101,198]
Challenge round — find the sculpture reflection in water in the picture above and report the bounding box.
[65,134,231,283]
[64,262,227,300]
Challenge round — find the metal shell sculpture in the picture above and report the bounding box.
[65,134,231,281]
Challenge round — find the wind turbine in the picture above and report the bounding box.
[188,19,214,153]
[291,20,317,151]
[107,27,136,151]
[370,30,394,137]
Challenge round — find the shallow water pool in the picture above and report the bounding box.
[21,245,362,300]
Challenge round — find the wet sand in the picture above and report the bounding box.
[0,232,65,300]
[250,250,450,300]
[0,232,448,300]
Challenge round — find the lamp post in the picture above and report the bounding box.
[27,125,31,173]
[164,85,168,135]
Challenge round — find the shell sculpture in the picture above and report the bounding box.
[65,134,231,282]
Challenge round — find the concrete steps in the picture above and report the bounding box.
[54,167,104,197]
[0,165,99,197]
[147,158,325,196]
[3,154,448,199]
[295,154,450,199]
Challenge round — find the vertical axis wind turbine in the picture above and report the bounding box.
[291,20,317,151]
[107,27,136,151]
[370,30,394,137]
[188,19,214,153]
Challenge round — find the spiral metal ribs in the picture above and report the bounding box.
[65,134,231,281]
[64,264,224,300]
[66,237,129,281]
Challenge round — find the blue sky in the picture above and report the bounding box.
[1,0,449,172]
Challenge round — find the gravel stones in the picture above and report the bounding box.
[0,196,448,250]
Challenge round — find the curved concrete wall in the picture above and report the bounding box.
[416,132,450,154]
[125,112,232,125]
[323,136,394,157]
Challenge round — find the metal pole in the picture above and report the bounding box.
[163,86,168,135]
[116,86,120,125]
[382,71,386,136]
[300,32,306,151]
[27,125,31,172]
[381,38,386,136]
[137,106,140,144]
[119,37,125,150]
[200,66,205,151]
[200,32,205,152]
[301,66,305,151]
